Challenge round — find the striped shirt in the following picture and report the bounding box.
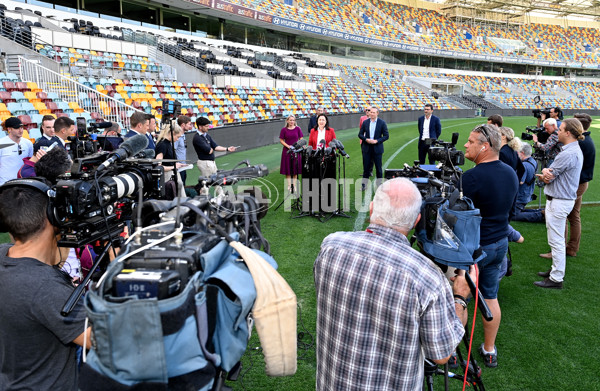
[314,224,464,391]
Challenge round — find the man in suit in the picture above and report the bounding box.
[417,104,442,164]
[307,106,324,133]
[358,107,389,190]
[125,112,154,150]
[33,115,56,153]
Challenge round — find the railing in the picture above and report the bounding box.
[18,56,141,128]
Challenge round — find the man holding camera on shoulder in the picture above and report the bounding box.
[533,118,562,163]
[462,124,518,368]
[0,180,91,390]
[314,178,473,390]
[535,118,584,289]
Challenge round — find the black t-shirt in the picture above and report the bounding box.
[155,139,175,167]
[0,244,86,391]
[463,160,519,246]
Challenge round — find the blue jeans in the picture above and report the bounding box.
[478,237,508,300]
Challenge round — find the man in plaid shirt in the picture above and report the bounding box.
[314,178,470,390]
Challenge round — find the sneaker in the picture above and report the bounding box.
[478,344,498,368]
[448,352,459,369]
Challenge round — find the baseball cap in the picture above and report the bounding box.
[5,117,23,129]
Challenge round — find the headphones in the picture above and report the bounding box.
[0,178,58,229]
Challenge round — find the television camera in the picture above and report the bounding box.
[521,125,550,143]
[51,134,164,248]
[425,132,465,167]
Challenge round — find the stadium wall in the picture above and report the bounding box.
[185,108,600,159]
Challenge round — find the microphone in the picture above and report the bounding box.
[97,134,149,172]
[305,146,313,156]
[330,139,350,158]
[90,121,114,129]
[287,139,307,154]
[318,139,326,150]
[135,149,155,159]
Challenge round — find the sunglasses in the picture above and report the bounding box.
[17,144,22,155]
[475,124,494,149]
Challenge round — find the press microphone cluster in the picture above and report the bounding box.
[97,134,149,172]
[287,139,307,154]
[330,139,350,158]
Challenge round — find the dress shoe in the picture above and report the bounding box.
[534,277,563,289]
[537,269,551,278]
[361,183,367,191]
[539,252,552,259]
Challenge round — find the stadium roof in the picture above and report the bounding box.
[437,0,600,20]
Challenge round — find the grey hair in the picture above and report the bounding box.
[543,118,557,127]
[472,124,502,153]
[520,142,532,157]
[370,178,422,231]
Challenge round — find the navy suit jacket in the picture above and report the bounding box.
[418,115,442,141]
[359,118,389,155]
[33,135,63,153]
[125,129,155,150]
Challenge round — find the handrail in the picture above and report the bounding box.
[18,56,142,128]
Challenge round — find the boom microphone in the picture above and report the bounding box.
[97,134,149,172]
[90,122,114,129]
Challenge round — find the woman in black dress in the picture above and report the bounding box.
[156,121,186,196]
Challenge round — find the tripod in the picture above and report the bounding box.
[295,150,326,222]
[274,150,302,214]
[423,272,489,391]
[324,150,350,221]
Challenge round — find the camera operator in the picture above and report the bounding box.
[542,106,563,128]
[534,118,584,289]
[513,143,544,223]
[314,178,472,390]
[533,118,562,163]
[0,181,91,390]
[462,124,518,368]
[564,113,596,257]
[175,115,193,186]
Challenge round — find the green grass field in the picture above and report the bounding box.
[206,115,600,391]
[4,115,600,390]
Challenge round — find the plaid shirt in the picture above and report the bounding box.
[314,224,464,391]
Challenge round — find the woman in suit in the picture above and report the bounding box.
[308,114,336,149]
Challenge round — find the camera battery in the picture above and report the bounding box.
[113,269,182,299]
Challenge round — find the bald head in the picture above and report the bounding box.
[370,178,422,234]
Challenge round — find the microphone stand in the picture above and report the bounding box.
[295,148,324,222]
[324,148,351,221]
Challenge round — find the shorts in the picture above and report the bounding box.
[477,237,508,300]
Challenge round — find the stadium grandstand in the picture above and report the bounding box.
[3,0,600,146]
[3,0,600,389]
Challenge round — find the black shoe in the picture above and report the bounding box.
[537,269,551,278]
[361,183,366,191]
[478,344,497,368]
[534,277,563,289]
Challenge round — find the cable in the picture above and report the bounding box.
[463,264,480,391]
